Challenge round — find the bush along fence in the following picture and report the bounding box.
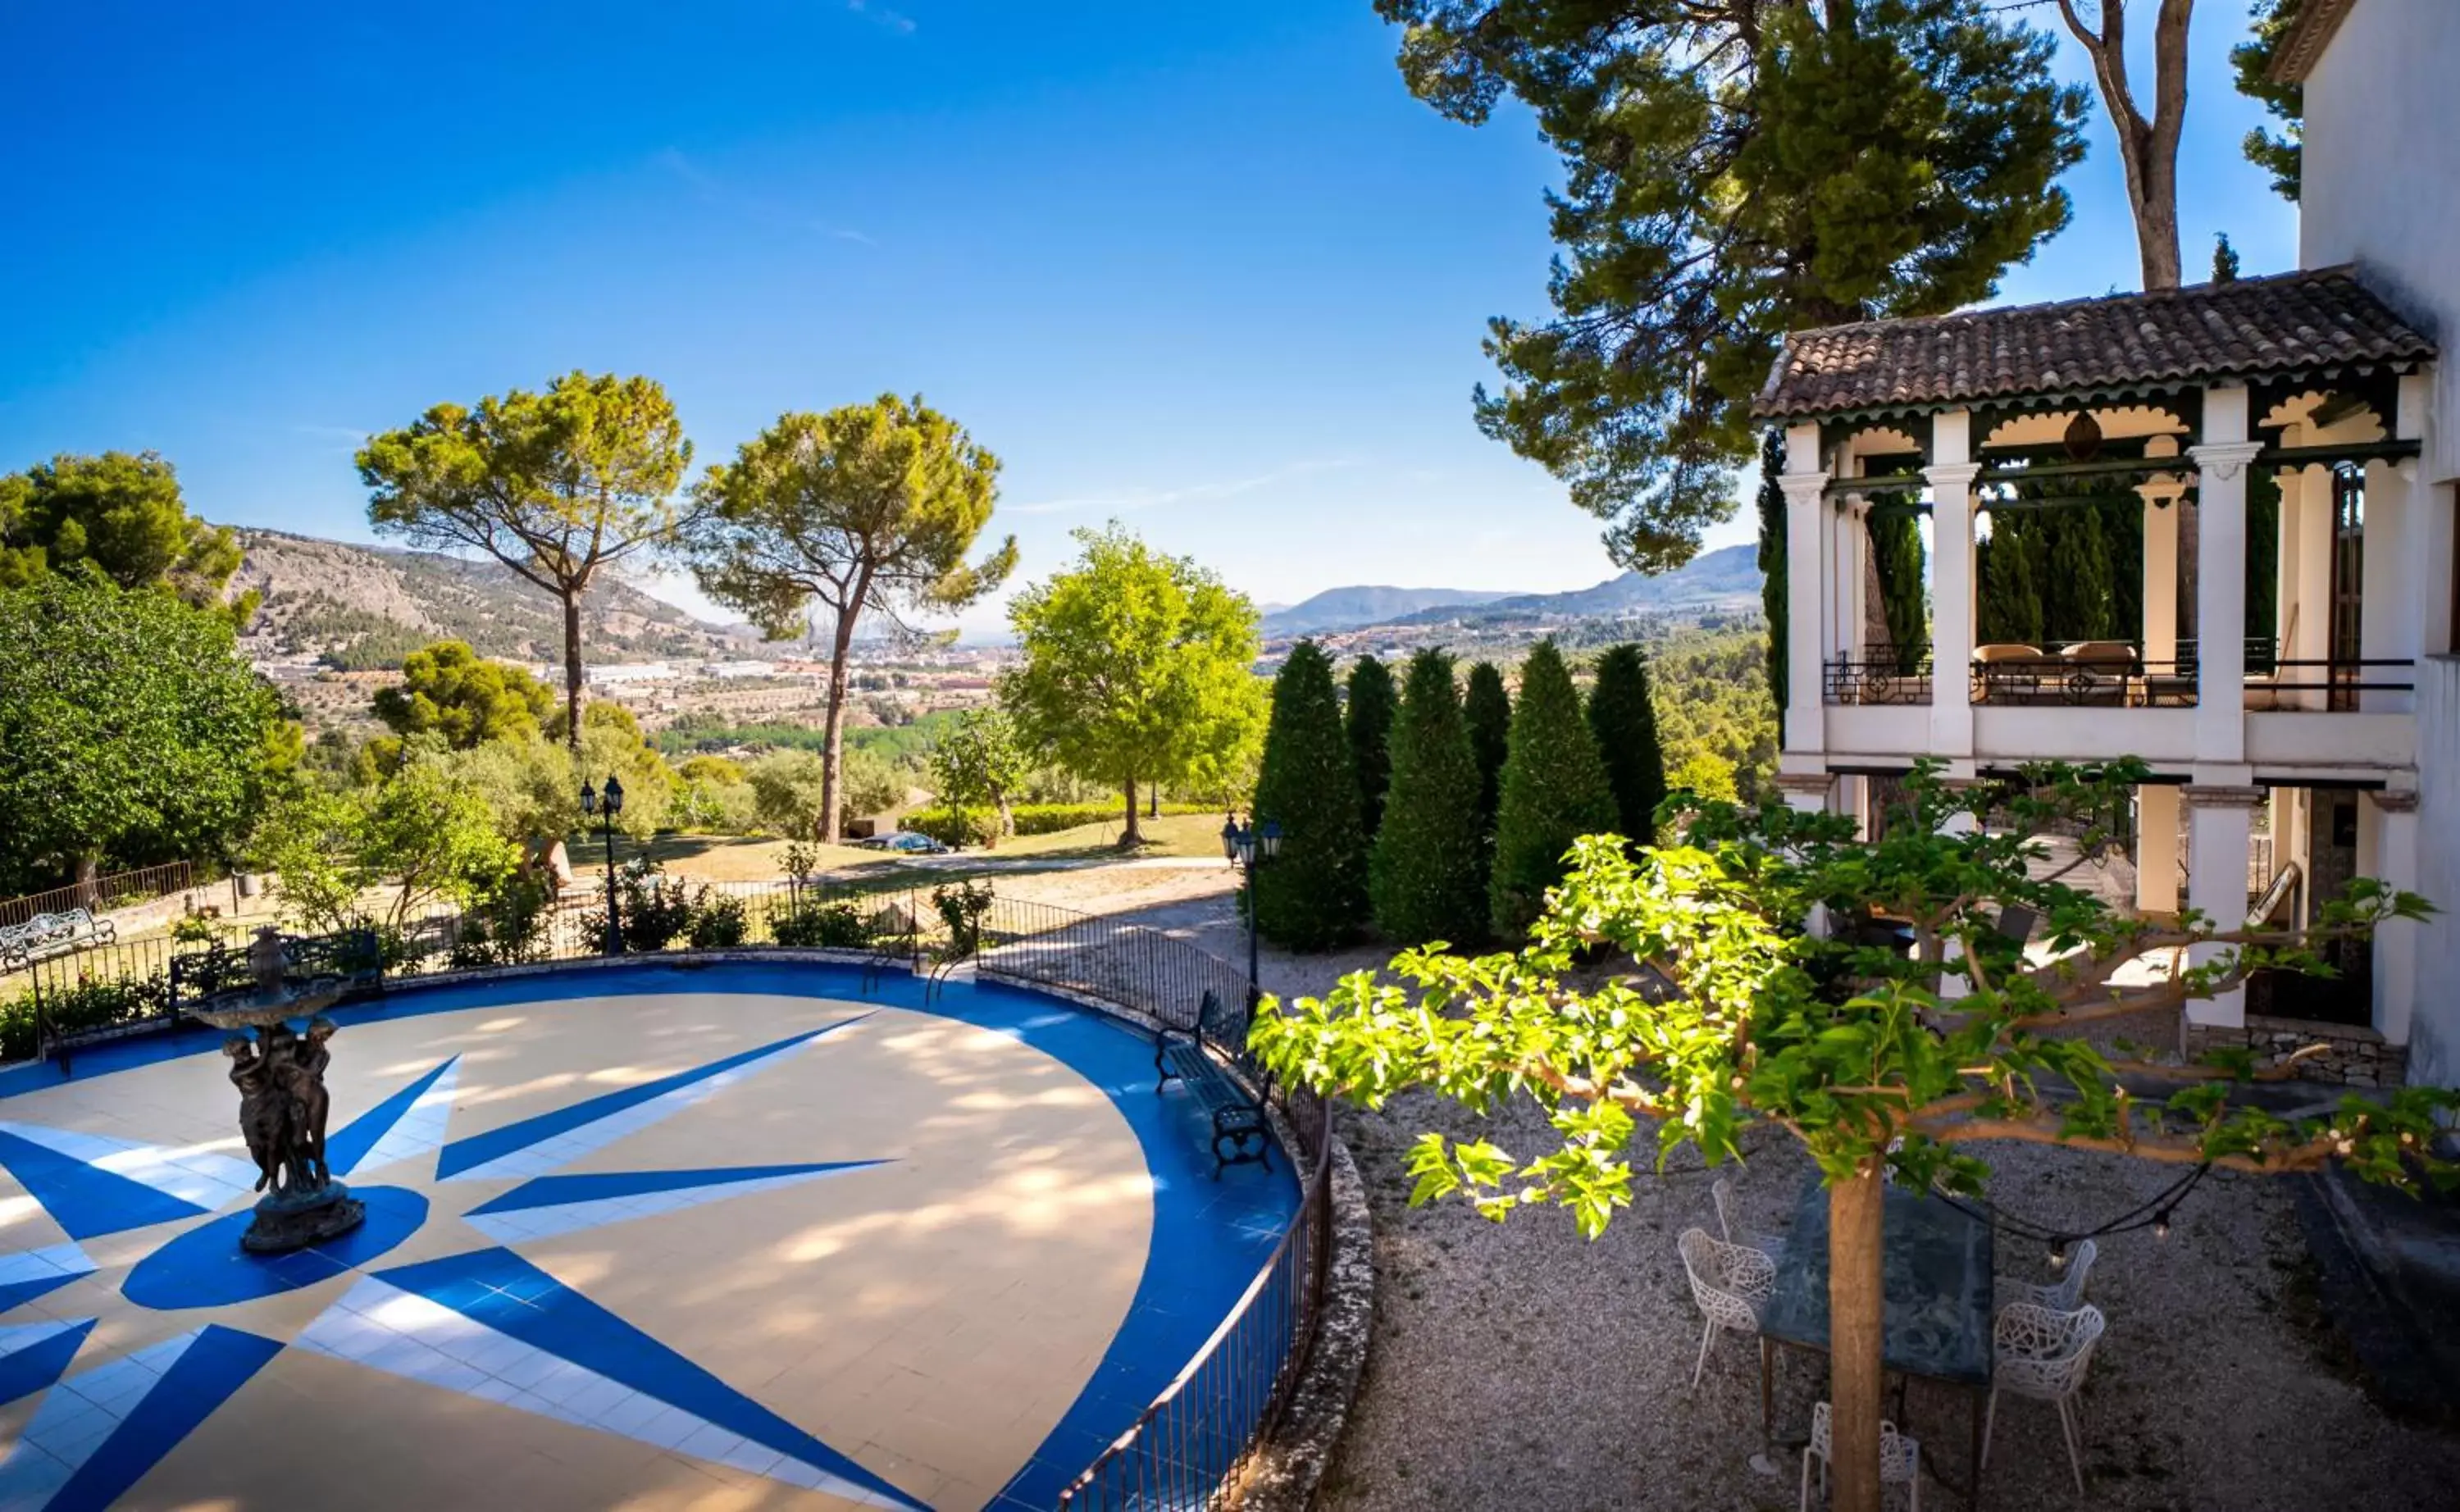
[0,875,1339,1512]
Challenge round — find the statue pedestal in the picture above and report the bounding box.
[241,1180,366,1255]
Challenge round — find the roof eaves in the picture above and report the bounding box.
[2270,0,2358,85]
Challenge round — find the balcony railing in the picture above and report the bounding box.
[1827,636,2415,713]
[1823,645,1932,705]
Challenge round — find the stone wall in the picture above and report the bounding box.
[2186,1013,2408,1088]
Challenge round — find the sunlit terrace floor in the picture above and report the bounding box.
[0,963,1298,1512]
[1119,893,2460,1512]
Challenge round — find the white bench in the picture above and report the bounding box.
[0,909,116,970]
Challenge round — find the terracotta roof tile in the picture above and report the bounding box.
[1752,267,2434,421]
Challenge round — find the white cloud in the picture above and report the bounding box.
[845,1,916,34]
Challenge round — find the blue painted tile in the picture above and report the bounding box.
[0,1131,209,1241]
[45,1326,280,1512]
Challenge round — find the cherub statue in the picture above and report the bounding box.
[264,1027,327,1194]
[225,1034,290,1195]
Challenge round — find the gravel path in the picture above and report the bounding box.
[1109,895,2460,1512]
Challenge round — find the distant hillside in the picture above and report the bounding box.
[230,528,755,670]
[1264,585,1518,636]
[1395,544,1762,626]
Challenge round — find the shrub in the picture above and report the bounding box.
[686,893,749,949]
[772,901,872,949]
[1490,641,1616,937]
[1253,640,1368,950]
[1369,650,1489,946]
[1,975,170,1062]
[932,880,994,958]
[449,873,554,968]
[579,858,696,954]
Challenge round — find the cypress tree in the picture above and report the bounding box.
[2245,471,2280,647]
[1757,430,1788,737]
[1979,514,2043,646]
[1369,649,1488,946]
[1344,655,1397,837]
[1490,640,1618,937]
[1868,510,1928,672]
[2039,506,2114,643]
[1252,640,1368,950]
[1588,644,1668,847]
[1463,661,1512,832]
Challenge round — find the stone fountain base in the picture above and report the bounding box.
[240,1179,366,1255]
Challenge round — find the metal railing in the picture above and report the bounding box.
[1823,647,1933,706]
[0,861,195,929]
[0,881,1340,1511]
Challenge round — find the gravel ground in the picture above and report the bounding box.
[1109,893,2460,1512]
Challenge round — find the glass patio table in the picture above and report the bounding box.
[1758,1173,1995,1509]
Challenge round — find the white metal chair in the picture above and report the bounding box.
[1801,1400,1920,1510]
[1677,1226,1774,1391]
[1712,1177,1788,1263]
[1984,1302,2107,1494]
[2002,1237,2098,1314]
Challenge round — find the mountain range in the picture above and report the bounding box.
[1260,585,1517,636]
[230,529,757,670]
[1261,544,1762,637]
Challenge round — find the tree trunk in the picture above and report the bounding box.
[1827,1167,1888,1512]
[1121,774,1144,848]
[560,590,585,754]
[2059,0,2192,294]
[819,601,861,846]
[73,854,99,909]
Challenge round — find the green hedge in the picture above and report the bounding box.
[902,802,1214,847]
[1,975,171,1063]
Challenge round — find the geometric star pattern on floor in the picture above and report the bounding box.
[0,1012,926,1512]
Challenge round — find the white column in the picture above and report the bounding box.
[2136,785,2180,917]
[2274,466,2302,669]
[1777,774,1835,936]
[2184,785,2262,1028]
[1926,409,1978,761]
[2362,458,2415,712]
[1937,785,1979,1001]
[1782,423,1828,758]
[2294,462,2334,708]
[2369,790,2421,1045]
[2139,480,2181,663]
[2137,461,2186,918]
[2403,373,2454,658]
[2189,388,2260,766]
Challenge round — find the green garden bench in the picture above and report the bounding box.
[1155,988,1270,1177]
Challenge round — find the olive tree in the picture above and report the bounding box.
[1253,759,2455,1512]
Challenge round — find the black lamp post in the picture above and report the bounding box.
[1219,812,1282,1006]
[580,774,626,954]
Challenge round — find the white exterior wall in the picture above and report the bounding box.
[2412,657,2460,1089]
[2303,1,2460,1082]
[2303,0,2460,483]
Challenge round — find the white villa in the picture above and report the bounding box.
[1753,0,2460,1087]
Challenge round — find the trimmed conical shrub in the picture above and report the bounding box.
[1370,649,1488,946]
[1345,655,1397,837]
[1491,640,1617,936]
[1588,644,1668,847]
[1464,660,1512,833]
[1251,641,1368,950]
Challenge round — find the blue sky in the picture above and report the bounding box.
[0,1,2298,635]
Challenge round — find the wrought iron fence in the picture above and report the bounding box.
[0,861,196,929]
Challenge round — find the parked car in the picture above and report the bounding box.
[854,832,948,854]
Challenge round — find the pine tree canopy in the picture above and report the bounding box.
[1345,654,1399,837]
[1490,640,1617,936]
[1588,644,1668,848]
[1254,640,1369,950]
[1378,0,2084,568]
[1463,660,1512,833]
[1370,649,1490,947]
